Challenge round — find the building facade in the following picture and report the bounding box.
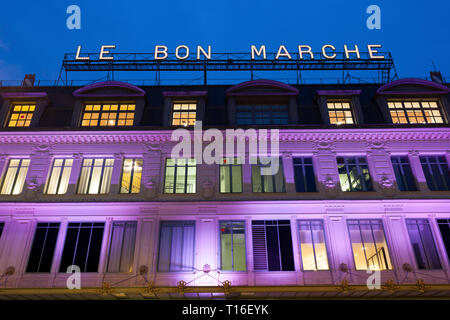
[0,77,449,299]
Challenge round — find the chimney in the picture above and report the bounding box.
[430,71,443,84]
[21,74,35,87]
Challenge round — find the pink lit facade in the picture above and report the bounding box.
[0,78,449,297]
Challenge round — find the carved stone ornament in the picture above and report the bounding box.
[201,180,214,199]
[323,175,338,189]
[379,175,396,197]
[144,180,157,199]
[24,177,41,200]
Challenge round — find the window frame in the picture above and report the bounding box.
[251,220,295,272]
[406,218,442,270]
[171,100,197,127]
[251,157,286,193]
[44,158,73,195]
[0,158,30,195]
[25,222,60,273]
[76,158,114,195]
[119,158,143,194]
[391,155,417,192]
[235,104,289,125]
[326,100,355,125]
[219,158,243,193]
[5,103,36,128]
[387,100,445,125]
[80,102,136,127]
[337,156,373,192]
[293,157,317,192]
[163,158,197,194]
[419,155,450,191]
[106,221,137,273]
[346,219,393,271]
[59,222,105,273]
[157,220,196,272]
[218,220,247,272]
[297,219,330,271]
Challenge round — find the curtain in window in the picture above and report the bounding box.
[107,222,137,273]
[158,221,195,272]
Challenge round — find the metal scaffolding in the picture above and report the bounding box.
[59,51,398,85]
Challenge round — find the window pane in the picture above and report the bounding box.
[107,222,137,273]
[406,219,441,269]
[220,221,246,271]
[348,220,392,270]
[298,221,329,271]
[1,159,29,195]
[157,221,195,271]
[26,223,60,272]
[59,223,105,272]
[251,220,294,271]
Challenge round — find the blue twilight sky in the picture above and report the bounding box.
[0,0,449,83]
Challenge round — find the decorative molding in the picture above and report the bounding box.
[72,81,146,97]
[226,79,299,96]
[0,128,448,145]
[377,78,450,96]
[316,90,362,96]
[162,91,207,97]
[0,92,48,99]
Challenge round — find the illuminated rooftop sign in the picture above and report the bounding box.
[74,44,386,61]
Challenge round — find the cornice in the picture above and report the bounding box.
[0,128,448,144]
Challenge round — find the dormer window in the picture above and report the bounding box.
[171,101,197,127]
[72,81,146,128]
[387,101,444,124]
[326,100,355,125]
[81,103,136,127]
[7,104,36,127]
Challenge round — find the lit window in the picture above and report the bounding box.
[7,104,35,127]
[77,158,114,194]
[0,159,30,195]
[437,219,450,263]
[107,221,137,273]
[164,158,196,194]
[337,157,373,192]
[171,101,196,126]
[406,219,441,269]
[420,156,450,191]
[388,101,444,124]
[120,158,142,194]
[293,157,317,192]
[391,156,417,191]
[220,221,246,271]
[157,221,195,272]
[327,101,354,125]
[44,159,73,195]
[347,220,393,271]
[252,157,285,193]
[26,223,60,273]
[81,103,135,127]
[252,220,295,271]
[219,158,243,193]
[59,222,105,272]
[298,220,329,271]
[236,105,288,125]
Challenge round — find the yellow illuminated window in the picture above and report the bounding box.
[120,158,143,194]
[7,104,36,127]
[388,101,444,124]
[81,103,135,127]
[327,101,354,125]
[172,101,197,126]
